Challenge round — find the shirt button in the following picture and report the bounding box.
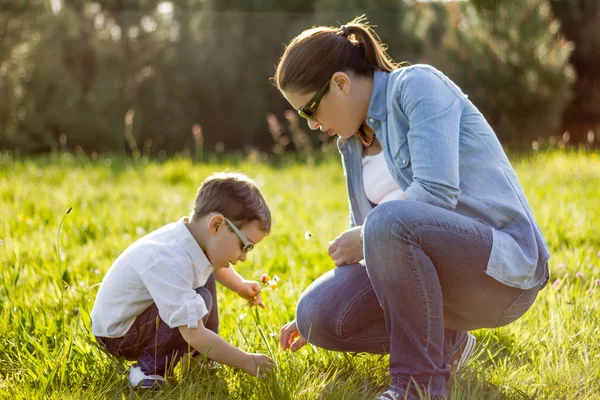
[369,118,374,123]
[402,160,407,164]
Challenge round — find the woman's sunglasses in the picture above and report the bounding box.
[224,217,254,253]
[297,78,331,120]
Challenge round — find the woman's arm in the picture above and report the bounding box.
[396,67,463,210]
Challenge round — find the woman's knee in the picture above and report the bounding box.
[296,287,332,340]
[364,201,420,243]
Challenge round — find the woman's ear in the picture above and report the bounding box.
[332,72,351,96]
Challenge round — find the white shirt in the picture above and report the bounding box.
[362,151,404,204]
[91,217,214,338]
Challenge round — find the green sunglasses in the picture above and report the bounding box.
[297,78,331,120]
[224,217,254,253]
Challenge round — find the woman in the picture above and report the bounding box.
[275,18,550,400]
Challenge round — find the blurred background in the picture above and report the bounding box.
[0,0,598,157]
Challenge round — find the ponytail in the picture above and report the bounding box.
[274,15,406,93]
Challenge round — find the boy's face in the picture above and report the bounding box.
[206,216,267,270]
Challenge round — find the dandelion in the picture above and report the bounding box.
[576,272,584,279]
[305,231,313,240]
[552,279,561,289]
[261,273,271,284]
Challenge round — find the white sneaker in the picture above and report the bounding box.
[376,389,401,400]
[128,365,165,389]
[449,332,477,373]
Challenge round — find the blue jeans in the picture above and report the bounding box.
[296,201,545,399]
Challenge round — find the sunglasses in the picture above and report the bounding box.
[297,78,331,120]
[224,217,254,253]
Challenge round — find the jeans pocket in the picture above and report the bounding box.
[495,287,539,328]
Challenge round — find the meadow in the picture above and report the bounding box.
[0,149,599,399]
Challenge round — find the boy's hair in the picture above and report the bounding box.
[191,172,271,233]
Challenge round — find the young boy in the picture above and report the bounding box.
[91,172,274,389]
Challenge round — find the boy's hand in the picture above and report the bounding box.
[242,353,275,377]
[236,280,266,308]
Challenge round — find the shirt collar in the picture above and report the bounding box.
[177,217,212,269]
[366,69,390,122]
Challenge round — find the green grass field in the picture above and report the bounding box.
[1,150,599,399]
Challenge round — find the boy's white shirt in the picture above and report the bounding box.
[91,217,214,338]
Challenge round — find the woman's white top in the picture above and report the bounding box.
[362,151,405,205]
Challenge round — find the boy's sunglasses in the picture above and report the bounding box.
[224,217,254,253]
[297,78,331,120]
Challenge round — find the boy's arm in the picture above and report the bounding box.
[178,321,273,376]
[214,267,265,308]
[214,266,244,292]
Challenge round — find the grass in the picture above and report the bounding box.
[0,149,599,399]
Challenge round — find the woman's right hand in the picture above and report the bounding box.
[243,353,275,377]
[279,320,308,352]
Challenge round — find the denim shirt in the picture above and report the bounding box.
[338,65,550,290]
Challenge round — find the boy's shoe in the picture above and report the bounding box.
[128,364,165,390]
[448,332,477,373]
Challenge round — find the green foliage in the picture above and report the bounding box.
[550,0,600,143]
[0,1,587,153]
[432,0,574,146]
[1,150,600,398]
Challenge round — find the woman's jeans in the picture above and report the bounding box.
[296,201,546,399]
[96,274,219,376]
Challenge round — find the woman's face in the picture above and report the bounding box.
[282,72,367,139]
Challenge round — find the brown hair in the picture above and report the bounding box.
[192,172,271,233]
[274,16,405,94]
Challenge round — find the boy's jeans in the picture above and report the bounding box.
[96,273,219,376]
[296,201,546,400]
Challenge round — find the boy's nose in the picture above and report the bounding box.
[239,252,247,262]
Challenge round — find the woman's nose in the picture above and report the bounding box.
[307,119,321,131]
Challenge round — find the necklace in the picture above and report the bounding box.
[357,126,377,148]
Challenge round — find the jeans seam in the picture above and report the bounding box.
[409,241,432,354]
[407,222,493,246]
[494,289,526,327]
[394,216,433,354]
[336,285,388,343]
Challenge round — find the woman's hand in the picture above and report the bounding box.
[279,320,307,352]
[328,226,363,266]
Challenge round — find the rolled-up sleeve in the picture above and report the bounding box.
[140,263,208,329]
[397,68,463,210]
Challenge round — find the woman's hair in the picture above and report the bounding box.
[273,16,405,94]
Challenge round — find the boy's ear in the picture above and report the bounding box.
[208,214,224,235]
